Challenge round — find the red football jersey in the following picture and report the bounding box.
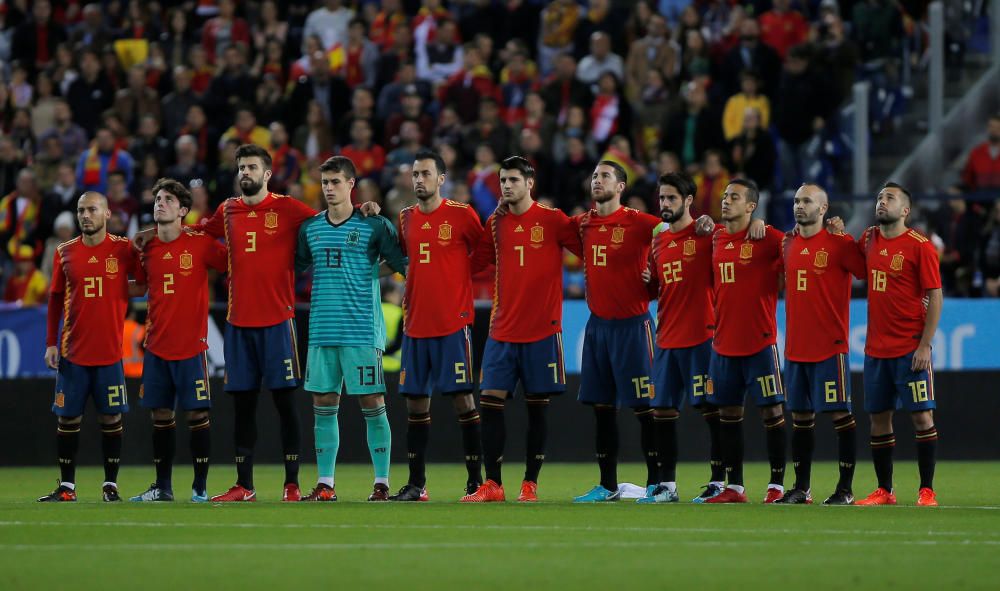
[47,235,137,366]
[575,207,661,319]
[398,199,483,338]
[712,225,784,356]
[475,202,582,342]
[782,228,866,362]
[650,221,716,349]
[200,193,316,327]
[860,227,942,358]
[135,230,228,360]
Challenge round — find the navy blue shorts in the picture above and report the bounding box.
[577,314,655,408]
[785,353,851,413]
[52,358,128,417]
[141,351,212,411]
[399,327,475,396]
[479,334,566,396]
[863,353,936,413]
[706,344,785,408]
[224,320,302,392]
[651,338,713,410]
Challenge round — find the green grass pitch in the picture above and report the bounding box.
[2,462,999,590]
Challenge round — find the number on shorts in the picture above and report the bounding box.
[692,374,708,397]
[283,359,295,381]
[824,381,839,403]
[454,362,467,384]
[357,365,379,386]
[631,376,652,399]
[107,384,126,407]
[909,380,929,403]
[757,375,777,397]
[195,379,209,401]
[548,362,559,383]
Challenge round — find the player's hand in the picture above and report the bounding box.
[44,346,59,370]
[826,216,845,234]
[494,202,510,216]
[359,201,381,216]
[132,228,154,250]
[641,267,652,283]
[747,218,766,240]
[911,344,932,372]
[694,215,714,235]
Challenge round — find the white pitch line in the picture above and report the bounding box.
[1,539,999,552]
[0,520,997,539]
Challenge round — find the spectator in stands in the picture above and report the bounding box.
[509,91,557,156]
[30,72,60,138]
[33,137,63,193]
[9,108,36,157]
[577,32,624,90]
[219,106,271,157]
[377,61,431,121]
[432,105,464,149]
[936,198,982,296]
[416,17,463,85]
[292,100,336,165]
[38,163,79,243]
[160,66,199,140]
[337,86,382,147]
[539,0,581,75]
[303,0,354,54]
[574,0,626,60]
[552,104,597,164]
[678,29,713,86]
[164,135,206,193]
[205,45,256,124]
[0,138,24,198]
[252,0,288,56]
[439,44,497,125]
[66,49,114,136]
[467,143,502,220]
[723,70,770,141]
[11,0,66,75]
[759,0,808,60]
[114,65,162,135]
[71,3,114,53]
[375,23,416,89]
[341,118,386,184]
[958,114,1000,192]
[76,127,134,194]
[692,150,730,220]
[729,107,777,192]
[720,18,781,100]
[589,72,629,146]
[460,97,510,164]
[774,44,835,191]
[384,85,435,147]
[3,244,48,306]
[852,0,903,63]
[979,200,1000,297]
[251,38,291,88]
[202,0,251,65]
[268,122,303,196]
[498,43,538,125]
[385,163,416,218]
[253,73,286,126]
[814,9,860,108]
[128,115,171,170]
[41,211,77,280]
[331,18,378,90]
[286,52,351,135]
[106,171,138,236]
[178,104,218,170]
[355,178,383,208]
[540,52,592,126]
[624,13,677,104]
[189,46,215,96]
[212,139,241,208]
[160,8,196,69]
[384,120,424,187]
[518,127,555,198]
[553,135,595,211]
[662,79,724,170]
[121,0,160,42]
[0,168,43,260]
[371,0,409,51]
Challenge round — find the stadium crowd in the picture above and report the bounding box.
[0,0,996,301]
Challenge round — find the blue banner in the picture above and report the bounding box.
[0,305,53,378]
[562,298,1000,373]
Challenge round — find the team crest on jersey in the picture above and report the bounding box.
[683,239,696,256]
[180,252,194,270]
[264,211,279,229]
[347,229,361,245]
[530,225,544,243]
[54,392,65,408]
[438,223,452,241]
[814,250,828,268]
[890,254,904,271]
[105,257,119,274]
[739,243,753,259]
[611,227,625,244]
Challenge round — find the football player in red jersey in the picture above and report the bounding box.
[461,156,582,503]
[571,161,663,503]
[391,149,485,502]
[128,178,227,503]
[856,183,943,507]
[704,179,788,504]
[776,184,866,505]
[39,192,138,503]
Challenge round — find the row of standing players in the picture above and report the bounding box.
[37,144,941,507]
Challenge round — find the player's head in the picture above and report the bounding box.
[319,156,357,207]
[876,181,911,224]
[76,191,110,236]
[657,172,696,224]
[235,144,272,197]
[412,148,446,201]
[591,161,627,204]
[720,178,760,222]
[793,183,828,227]
[151,178,192,225]
[498,156,535,206]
